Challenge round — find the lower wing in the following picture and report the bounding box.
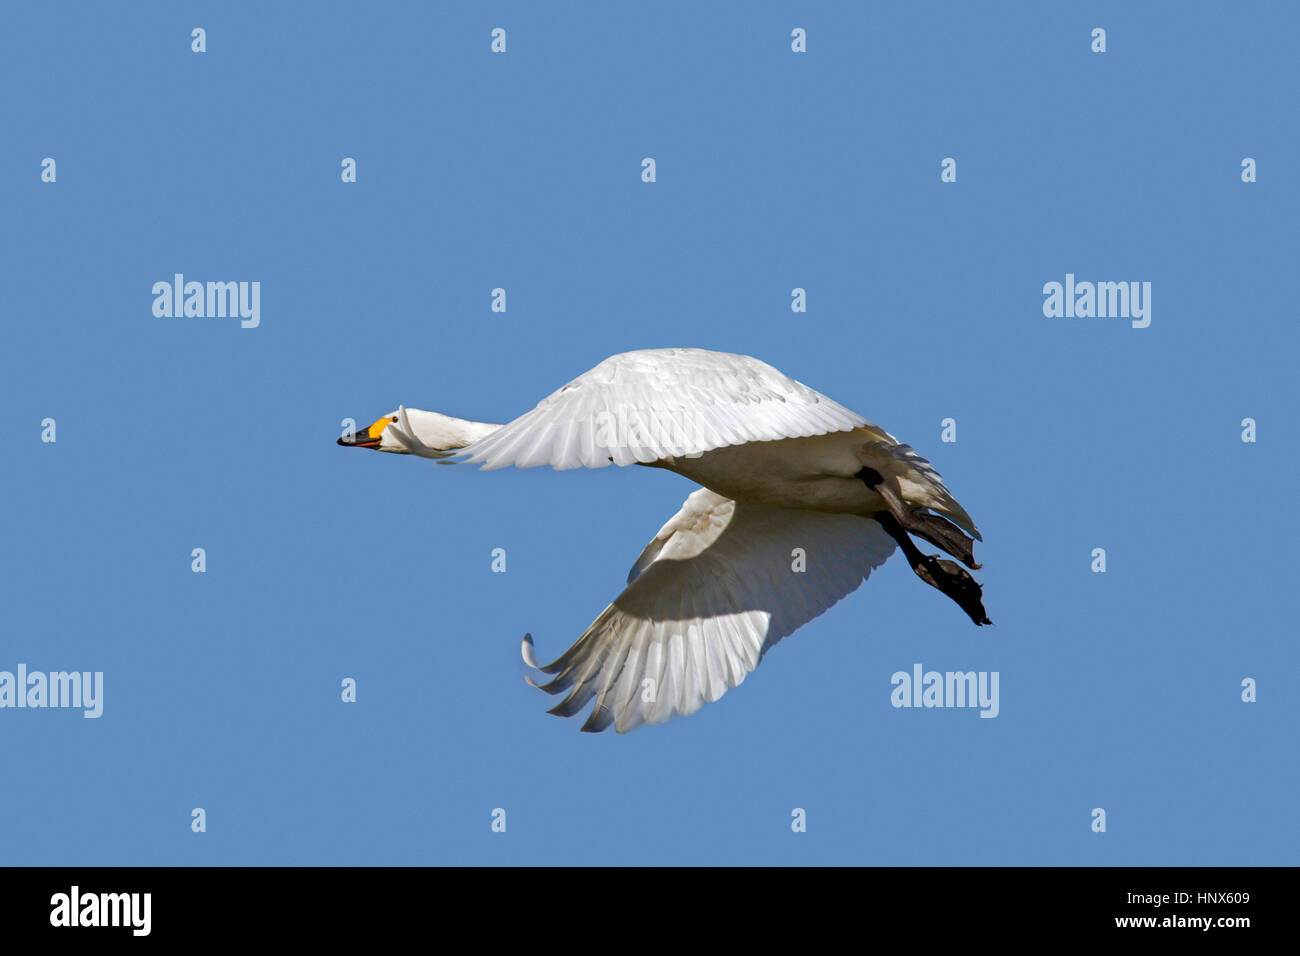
[522,488,896,732]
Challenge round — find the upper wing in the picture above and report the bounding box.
[459,348,869,470]
[522,488,897,732]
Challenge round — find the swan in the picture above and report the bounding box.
[338,348,988,732]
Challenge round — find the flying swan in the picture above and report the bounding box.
[338,348,988,732]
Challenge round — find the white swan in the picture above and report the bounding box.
[338,348,988,732]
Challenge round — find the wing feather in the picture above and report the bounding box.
[461,348,869,471]
[523,488,897,732]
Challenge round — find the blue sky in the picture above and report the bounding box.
[2,1,1296,865]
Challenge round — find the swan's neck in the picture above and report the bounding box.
[400,408,501,452]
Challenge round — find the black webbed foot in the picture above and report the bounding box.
[911,554,992,626]
[905,509,980,570]
[871,507,991,627]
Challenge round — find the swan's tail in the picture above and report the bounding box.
[858,429,981,541]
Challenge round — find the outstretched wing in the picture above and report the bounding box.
[460,348,869,470]
[522,488,896,732]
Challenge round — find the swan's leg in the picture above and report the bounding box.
[854,467,979,569]
[856,464,990,625]
[872,512,992,626]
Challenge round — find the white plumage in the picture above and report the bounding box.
[456,348,870,470]
[340,347,987,732]
[522,489,896,732]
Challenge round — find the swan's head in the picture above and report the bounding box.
[337,411,404,453]
[337,407,482,459]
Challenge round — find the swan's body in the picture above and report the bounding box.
[652,430,967,521]
[339,348,988,732]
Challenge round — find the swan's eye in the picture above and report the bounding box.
[391,417,399,422]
